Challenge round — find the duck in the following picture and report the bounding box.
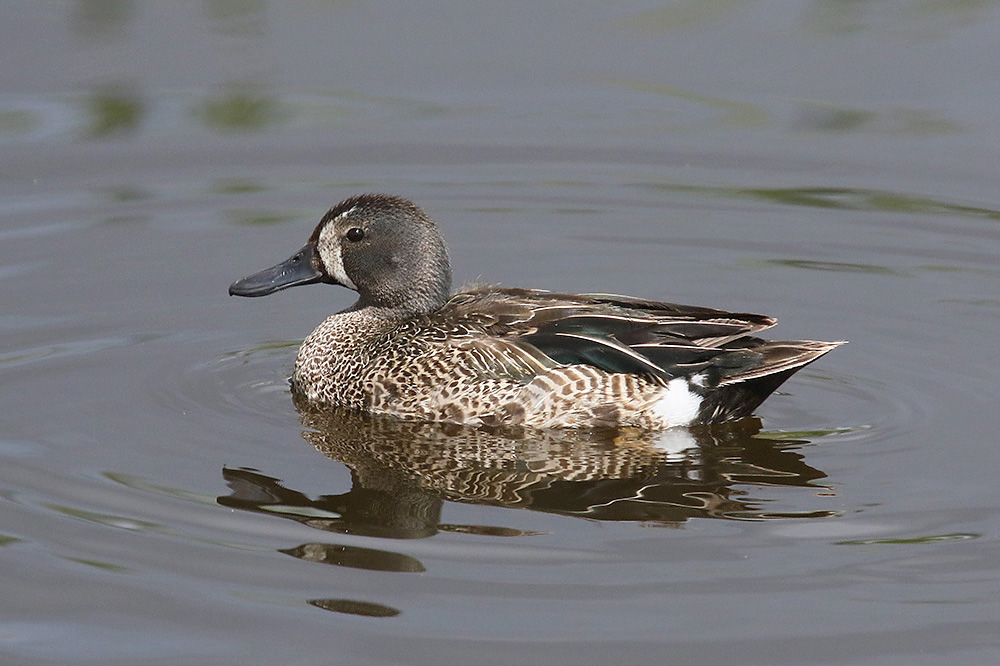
[229,193,842,429]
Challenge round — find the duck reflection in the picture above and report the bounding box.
[219,395,834,548]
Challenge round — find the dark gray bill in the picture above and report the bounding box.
[229,243,323,297]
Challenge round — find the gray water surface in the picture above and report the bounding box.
[3,2,1000,665]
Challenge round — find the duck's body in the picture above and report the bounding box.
[231,194,842,429]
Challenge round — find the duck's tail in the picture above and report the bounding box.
[696,340,845,423]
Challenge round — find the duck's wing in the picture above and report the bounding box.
[437,286,842,422]
[574,291,778,347]
[438,287,801,383]
[445,287,775,339]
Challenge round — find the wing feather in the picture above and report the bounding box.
[434,286,836,395]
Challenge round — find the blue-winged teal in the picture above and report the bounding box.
[230,194,842,429]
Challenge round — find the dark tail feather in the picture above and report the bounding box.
[697,340,844,423]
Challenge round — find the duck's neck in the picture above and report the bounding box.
[354,276,451,318]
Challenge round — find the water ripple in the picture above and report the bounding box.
[153,341,300,425]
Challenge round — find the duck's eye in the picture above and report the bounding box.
[346,227,365,242]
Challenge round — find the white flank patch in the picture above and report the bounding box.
[318,224,357,290]
[650,377,702,427]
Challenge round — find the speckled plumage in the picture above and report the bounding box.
[230,194,842,429]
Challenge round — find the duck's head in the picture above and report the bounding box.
[229,194,452,315]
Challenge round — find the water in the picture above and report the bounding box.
[3,2,1000,664]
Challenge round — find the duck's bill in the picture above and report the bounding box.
[229,243,323,297]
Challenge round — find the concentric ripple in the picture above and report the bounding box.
[153,339,302,426]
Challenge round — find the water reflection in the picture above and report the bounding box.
[71,0,134,42]
[198,85,287,132]
[220,397,834,552]
[84,85,145,138]
[205,0,266,37]
[306,598,401,618]
[637,183,1000,219]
